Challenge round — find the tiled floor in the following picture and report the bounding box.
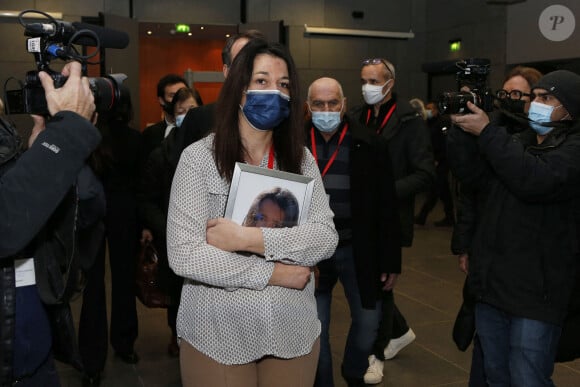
[57,205,580,386]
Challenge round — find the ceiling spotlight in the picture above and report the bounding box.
[225,33,230,38]
[200,26,205,30]
[147,30,152,35]
[188,32,192,36]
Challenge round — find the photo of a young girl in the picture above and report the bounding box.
[242,187,299,228]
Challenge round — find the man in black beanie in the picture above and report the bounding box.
[445,69,580,386]
[532,70,580,118]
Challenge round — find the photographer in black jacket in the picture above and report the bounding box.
[0,61,99,386]
[448,70,580,386]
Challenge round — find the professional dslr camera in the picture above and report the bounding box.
[438,58,494,115]
[4,9,130,115]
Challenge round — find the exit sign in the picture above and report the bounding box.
[176,24,190,33]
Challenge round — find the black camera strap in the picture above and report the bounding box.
[0,117,22,171]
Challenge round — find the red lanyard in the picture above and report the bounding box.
[310,124,349,178]
[267,144,275,169]
[366,103,397,134]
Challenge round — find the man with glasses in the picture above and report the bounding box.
[350,58,435,384]
[307,77,401,387]
[448,69,580,386]
[496,66,543,117]
[451,65,542,386]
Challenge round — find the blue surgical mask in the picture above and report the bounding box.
[312,111,342,133]
[241,90,290,131]
[175,113,186,127]
[528,101,556,135]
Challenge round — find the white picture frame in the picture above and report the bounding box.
[224,162,315,227]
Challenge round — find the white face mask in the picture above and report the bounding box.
[362,79,392,105]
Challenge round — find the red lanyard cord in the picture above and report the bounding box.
[267,144,275,169]
[366,103,397,134]
[310,123,349,178]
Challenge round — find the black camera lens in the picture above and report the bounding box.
[88,74,129,114]
[438,91,478,115]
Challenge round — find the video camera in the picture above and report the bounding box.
[438,58,494,115]
[4,9,130,116]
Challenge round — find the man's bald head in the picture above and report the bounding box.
[307,77,347,135]
[307,77,344,101]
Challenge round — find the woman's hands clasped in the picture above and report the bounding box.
[206,217,312,290]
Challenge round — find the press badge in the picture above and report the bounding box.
[15,258,36,287]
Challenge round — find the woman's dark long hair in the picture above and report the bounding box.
[213,40,304,182]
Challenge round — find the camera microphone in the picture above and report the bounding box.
[24,21,129,49]
[72,22,129,49]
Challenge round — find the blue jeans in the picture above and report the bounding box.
[475,303,561,387]
[314,245,382,387]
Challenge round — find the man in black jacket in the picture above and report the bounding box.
[0,61,99,386]
[448,70,580,386]
[350,58,434,384]
[142,74,187,157]
[307,77,401,387]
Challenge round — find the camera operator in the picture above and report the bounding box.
[447,69,580,386]
[449,66,542,386]
[0,61,99,386]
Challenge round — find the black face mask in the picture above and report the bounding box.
[161,99,174,116]
[499,98,526,115]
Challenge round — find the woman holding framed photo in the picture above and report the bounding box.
[167,39,338,387]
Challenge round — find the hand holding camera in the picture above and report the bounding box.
[4,9,129,116]
[39,61,95,120]
[450,101,490,136]
[438,58,494,115]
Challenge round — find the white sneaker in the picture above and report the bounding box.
[383,328,416,360]
[363,354,384,384]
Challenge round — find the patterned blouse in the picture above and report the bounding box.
[167,134,338,365]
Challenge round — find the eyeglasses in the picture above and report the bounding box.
[308,99,343,112]
[362,58,395,79]
[496,89,532,100]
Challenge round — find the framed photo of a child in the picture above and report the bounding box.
[224,162,315,228]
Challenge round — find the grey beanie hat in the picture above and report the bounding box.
[532,70,580,119]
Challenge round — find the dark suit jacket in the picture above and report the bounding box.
[142,120,167,157]
[349,94,435,247]
[169,103,216,168]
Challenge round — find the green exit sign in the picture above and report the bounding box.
[176,24,190,33]
[449,39,461,52]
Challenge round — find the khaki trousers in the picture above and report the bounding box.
[180,338,320,387]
